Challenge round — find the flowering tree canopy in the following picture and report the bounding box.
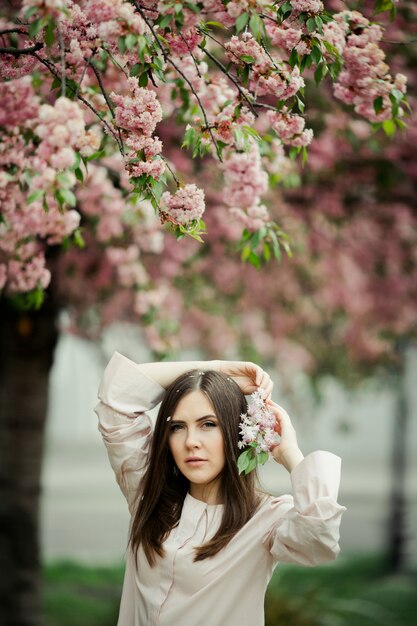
[1,0,414,374]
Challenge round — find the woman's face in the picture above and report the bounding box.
[168,390,225,504]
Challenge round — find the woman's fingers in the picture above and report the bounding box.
[219,361,273,397]
[254,365,273,398]
[267,401,296,439]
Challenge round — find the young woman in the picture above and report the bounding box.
[95,351,346,626]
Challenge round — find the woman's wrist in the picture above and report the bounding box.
[274,446,304,473]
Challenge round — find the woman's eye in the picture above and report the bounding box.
[170,424,184,432]
[202,421,217,428]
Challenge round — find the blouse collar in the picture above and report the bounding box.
[184,492,224,511]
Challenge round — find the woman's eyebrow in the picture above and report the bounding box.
[170,414,217,423]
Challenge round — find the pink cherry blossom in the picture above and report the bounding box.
[222,144,268,210]
[161,184,205,226]
[111,78,162,137]
[291,0,324,14]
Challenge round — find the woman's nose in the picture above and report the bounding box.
[185,429,201,449]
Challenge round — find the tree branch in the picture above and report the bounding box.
[89,59,115,117]
[161,155,181,187]
[197,42,258,117]
[0,42,43,56]
[131,0,223,162]
[57,24,66,97]
[32,51,124,153]
[88,57,126,152]
[0,28,29,36]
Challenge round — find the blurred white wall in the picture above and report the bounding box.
[40,327,417,566]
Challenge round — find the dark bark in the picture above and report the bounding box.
[0,298,58,626]
[386,345,409,573]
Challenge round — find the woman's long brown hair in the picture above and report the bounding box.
[129,369,261,566]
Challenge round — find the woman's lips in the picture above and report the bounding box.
[185,459,207,466]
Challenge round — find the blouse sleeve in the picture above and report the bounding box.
[263,451,346,566]
[94,351,165,515]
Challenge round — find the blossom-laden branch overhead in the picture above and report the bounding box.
[0,0,409,318]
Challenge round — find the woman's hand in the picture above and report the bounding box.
[267,400,304,472]
[218,361,273,399]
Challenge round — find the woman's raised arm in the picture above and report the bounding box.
[136,358,273,398]
[134,358,221,389]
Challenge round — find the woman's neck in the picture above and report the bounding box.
[190,480,223,505]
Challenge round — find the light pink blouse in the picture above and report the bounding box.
[95,352,346,626]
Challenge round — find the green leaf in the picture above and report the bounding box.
[118,37,126,53]
[27,189,45,204]
[56,171,72,187]
[125,34,137,49]
[245,455,258,475]
[130,63,142,77]
[241,244,251,262]
[84,149,105,162]
[241,64,250,87]
[237,450,251,474]
[242,125,261,141]
[310,45,322,65]
[185,2,200,14]
[306,17,316,32]
[235,12,249,33]
[9,288,45,311]
[315,15,324,33]
[328,59,341,80]
[373,95,384,114]
[322,39,338,57]
[314,62,328,85]
[139,72,148,87]
[257,451,269,466]
[159,14,173,29]
[248,251,261,269]
[216,140,228,159]
[182,126,196,149]
[251,226,266,249]
[137,35,148,55]
[70,151,81,172]
[74,167,84,182]
[300,54,312,72]
[295,94,305,113]
[382,119,396,137]
[280,1,293,16]
[56,188,77,207]
[289,48,299,69]
[249,13,263,40]
[153,56,164,71]
[240,54,255,64]
[301,145,308,164]
[73,228,85,248]
[25,6,39,18]
[28,18,44,38]
[44,18,55,47]
[390,88,404,102]
[205,21,225,28]
[374,0,395,15]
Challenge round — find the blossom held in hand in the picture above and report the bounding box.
[237,389,280,475]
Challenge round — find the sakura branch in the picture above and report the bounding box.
[0,0,410,315]
[131,0,223,162]
[0,42,42,55]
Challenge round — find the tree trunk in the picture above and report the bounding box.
[386,344,409,573]
[0,299,58,626]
